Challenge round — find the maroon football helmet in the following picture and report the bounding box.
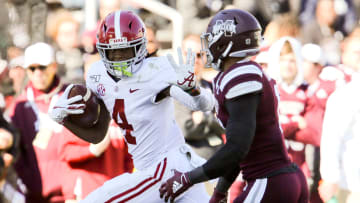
[97,10,147,78]
[200,9,262,71]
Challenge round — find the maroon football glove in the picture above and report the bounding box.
[159,169,193,202]
[209,189,227,203]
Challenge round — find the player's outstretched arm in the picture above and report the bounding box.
[63,100,111,144]
[152,85,215,112]
[160,93,259,202]
[169,85,215,112]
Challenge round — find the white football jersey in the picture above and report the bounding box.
[86,57,185,170]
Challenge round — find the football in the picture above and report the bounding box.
[67,84,100,128]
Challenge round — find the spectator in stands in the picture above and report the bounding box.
[10,42,69,202]
[299,0,357,37]
[337,34,360,82]
[47,9,84,84]
[319,72,360,203]
[319,31,360,87]
[99,0,122,20]
[300,0,349,65]
[263,13,301,47]
[0,58,14,112]
[0,113,25,203]
[267,37,311,179]
[176,0,214,35]
[8,55,26,96]
[1,54,27,119]
[145,26,160,57]
[301,43,336,203]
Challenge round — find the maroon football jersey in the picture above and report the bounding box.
[212,60,290,180]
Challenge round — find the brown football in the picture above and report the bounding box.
[67,84,100,128]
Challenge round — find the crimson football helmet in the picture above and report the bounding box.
[200,9,262,71]
[97,10,147,78]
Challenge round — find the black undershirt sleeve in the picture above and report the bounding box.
[188,92,260,183]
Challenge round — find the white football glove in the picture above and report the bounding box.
[49,84,86,124]
[167,47,196,91]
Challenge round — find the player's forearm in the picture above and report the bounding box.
[201,138,248,179]
[188,126,252,183]
[64,101,111,144]
[170,85,215,111]
[215,172,238,194]
[188,161,240,188]
[196,94,258,180]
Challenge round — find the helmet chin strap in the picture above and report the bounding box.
[214,41,234,71]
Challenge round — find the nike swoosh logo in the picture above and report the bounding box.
[129,88,140,93]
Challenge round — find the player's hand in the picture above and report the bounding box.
[167,47,196,91]
[159,169,193,202]
[209,189,227,203]
[49,84,85,124]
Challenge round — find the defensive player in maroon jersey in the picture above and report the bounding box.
[159,9,309,203]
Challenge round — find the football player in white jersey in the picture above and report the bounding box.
[49,10,214,203]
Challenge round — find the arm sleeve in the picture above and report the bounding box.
[170,85,215,112]
[200,92,259,180]
[214,165,241,193]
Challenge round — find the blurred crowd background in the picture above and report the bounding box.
[0,0,360,203]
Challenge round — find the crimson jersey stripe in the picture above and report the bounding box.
[105,158,167,203]
[119,159,167,202]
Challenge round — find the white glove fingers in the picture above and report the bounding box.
[67,95,83,104]
[186,48,192,65]
[68,103,86,110]
[63,84,74,98]
[66,109,84,115]
[177,47,184,65]
[190,51,195,67]
[166,54,178,69]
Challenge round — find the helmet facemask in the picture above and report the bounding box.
[200,30,234,71]
[97,37,147,79]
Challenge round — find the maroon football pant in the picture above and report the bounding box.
[234,169,308,203]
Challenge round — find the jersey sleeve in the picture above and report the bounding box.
[221,64,263,99]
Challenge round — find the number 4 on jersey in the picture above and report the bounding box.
[112,99,136,145]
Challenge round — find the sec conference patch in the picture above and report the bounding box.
[97,84,106,96]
